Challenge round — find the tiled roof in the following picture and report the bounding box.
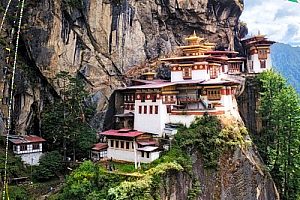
[99,129,144,138]
[92,143,108,151]
[126,82,176,89]
[137,146,159,152]
[8,135,46,144]
[200,78,239,86]
[137,140,157,146]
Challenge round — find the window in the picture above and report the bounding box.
[132,142,134,149]
[207,89,221,100]
[110,140,114,148]
[144,106,147,114]
[149,105,153,114]
[33,144,40,150]
[141,95,145,102]
[183,67,192,79]
[13,145,17,151]
[210,67,218,79]
[115,140,119,148]
[20,145,27,151]
[146,152,150,158]
[167,105,171,113]
[260,60,266,68]
[155,106,158,114]
[139,106,142,114]
[126,142,130,150]
[258,49,268,59]
[142,151,145,157]
[120,141,124,149]
[100,150,107,158]
[152,95,156,102]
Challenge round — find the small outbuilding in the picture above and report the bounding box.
[91,143,108,161]
[8,135,46,165]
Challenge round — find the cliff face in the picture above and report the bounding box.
[0,0,245,133]
[159,147,279,200]
[238,77,262,135]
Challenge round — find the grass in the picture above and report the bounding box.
[112,162,137,173]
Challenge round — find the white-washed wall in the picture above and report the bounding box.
[19,152,43,165]
[137,151,160,163]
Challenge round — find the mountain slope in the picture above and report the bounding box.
[271,43,300,93]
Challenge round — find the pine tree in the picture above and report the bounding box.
[257,70,300,200]
[42,71,96,160]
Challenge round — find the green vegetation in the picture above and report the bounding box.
[0,147,27,179]
[175,114,249,168]
[256,70,300,200]
[42,71,96,160]
[8,185,28,200]
[50,115,249,199]
[33,151,63,181]
[56,161,128,200]
[107,162,183,200]
[112,162,136,173]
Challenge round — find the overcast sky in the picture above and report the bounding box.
[240,0,300,46]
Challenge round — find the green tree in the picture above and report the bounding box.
[257,70,300,200]
[42,71,96,160]
[58,161,124,200]
[33,151,63,181]
[174,114,248,169]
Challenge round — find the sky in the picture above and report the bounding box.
[240,0,300,46]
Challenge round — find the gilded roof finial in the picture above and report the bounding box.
[193,30,197,37]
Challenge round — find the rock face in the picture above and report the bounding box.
[160,147,280,200]
[0,0,245,134]
[237,77,262,135]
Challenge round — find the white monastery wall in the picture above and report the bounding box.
[107,148,136,162]
[134,99,167,136]
[107,139,138,162]
[19,152,43,165]
[169,115,196,127]
[137,151,160,163]
[192,70,209,80]
[171,71,184,82]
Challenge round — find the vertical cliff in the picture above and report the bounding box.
[0,0,245,133]
[237,76,262,135]
[158,148,279,200]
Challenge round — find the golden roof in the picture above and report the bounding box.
[185,31,204,41]
[183,31,216,50]
[143,72,156,76]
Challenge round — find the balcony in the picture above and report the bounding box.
[177,97,202,103]
[170,108,224,116]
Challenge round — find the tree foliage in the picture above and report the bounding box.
[256,70,300,200]
[41,71,96,160]
[33,151,63,181]
[175,114,248,168]
[58,161,124,200]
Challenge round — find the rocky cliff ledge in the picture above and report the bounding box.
[0,0,246,133]
[159,147,279,200]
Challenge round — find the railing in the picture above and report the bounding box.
[176,95,208,108]
[177,97,201,103]
[172,107,215,111]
